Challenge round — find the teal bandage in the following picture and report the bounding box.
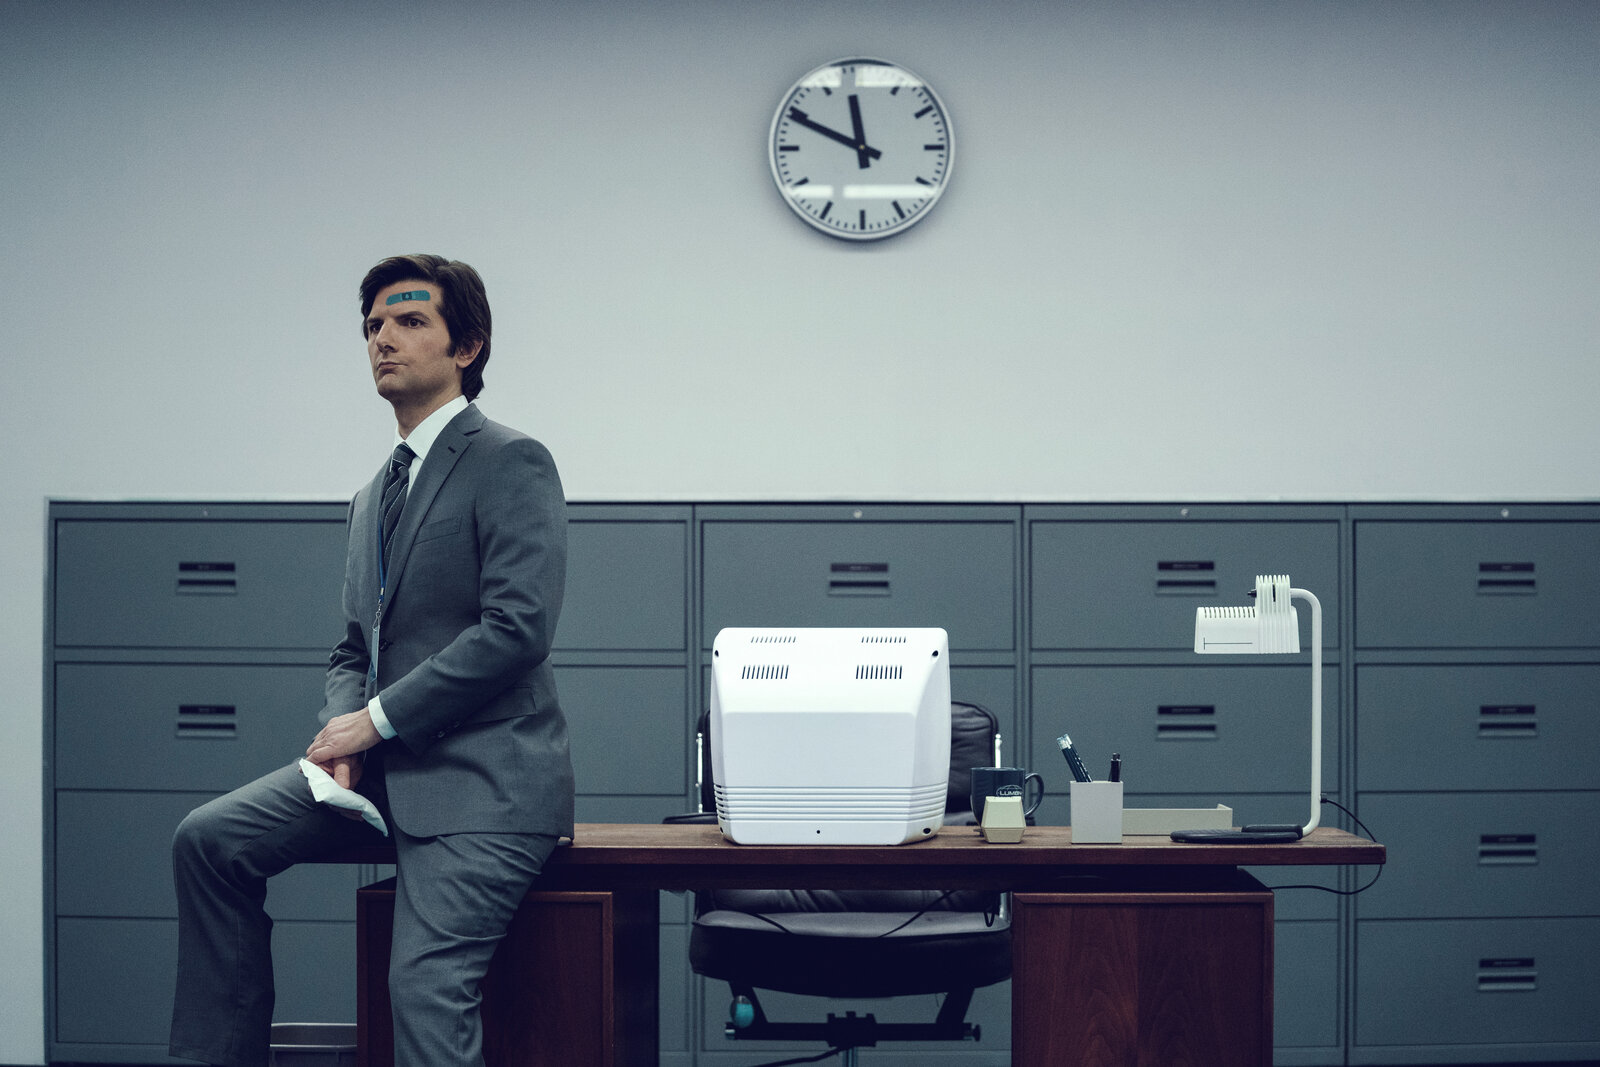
[385,290,431,305]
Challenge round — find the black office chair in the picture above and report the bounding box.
[677,700,1012,1065]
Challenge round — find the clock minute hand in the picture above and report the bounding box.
[787,106,882,163]
[848,94,873,170]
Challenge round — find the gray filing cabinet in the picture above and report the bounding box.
[1028,504,1348,1066]
[696,503,1021,1063]
[1351,506,1600,1065]
[47,503,355,1063]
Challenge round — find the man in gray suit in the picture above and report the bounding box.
[170,254,574,1067]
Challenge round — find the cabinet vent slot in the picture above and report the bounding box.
[741,665,790,680]
[1156,705,1218,739]
[859,634,908,643]
[1477,958,1537,992]
[748,634,797,644]
[1477,562,1535,595]
[855,664,904,680]
[177,561,238,596]
[1478,834,1538,865]
[1478,705,1537,738]
[176,704,237,739]
[1156,561,1217,596]
[829,563,890,597]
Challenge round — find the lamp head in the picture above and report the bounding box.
[1195,573,1300,655]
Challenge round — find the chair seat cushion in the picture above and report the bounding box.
[690,906,1012,998]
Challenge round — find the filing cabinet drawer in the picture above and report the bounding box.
[1355,521,1600,648]
[1030,665,1340,795]
[1355,792,1600,919]
[1354,917,1600,1048]
[55,519,346,649]
[55,917,354,1047]
[1275,921,1340,1052]
[1357,664,1600,791]
[55,790,356,920]
[701,519,1016,651]
[560,516,687,651]
[1030,520,1340,651]
[559,666,687,795]
[55,663,327,791]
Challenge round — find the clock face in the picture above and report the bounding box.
[768,58,953,241]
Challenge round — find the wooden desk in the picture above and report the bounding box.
[351,824,1383,1067]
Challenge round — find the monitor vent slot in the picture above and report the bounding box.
[748,634,797,644]
[859,634,908,644]
[741,664,790,680]
[855,665,904,680]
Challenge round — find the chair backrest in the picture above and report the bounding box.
[696,700,1000,818]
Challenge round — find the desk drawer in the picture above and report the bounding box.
[55,790,355,920]
[55,663,326,791]
[560,516,687,651]
[1354,917,1600,1048]
[1355,521,1600,648]
[1030,664,1339,795]
[1030,520,1340,651]
[1355,792,1600,919]
[1357,664,1600,791]
[55,518,345,649]
[701,519,1015,651]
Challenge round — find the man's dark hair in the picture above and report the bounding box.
[359,254,493,401]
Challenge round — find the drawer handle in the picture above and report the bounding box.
[1156,704,1218,739]
[1478,705,1537,739]
[829,562,890,597]
[1477,562,1535,595]
[176,704,237,739]
[1477,958,1537,993]
[1156,561,1217,596]
[1478,833,1538,865]
[177,561,238,596]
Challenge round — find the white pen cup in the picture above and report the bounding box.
[1070,780,1124,844]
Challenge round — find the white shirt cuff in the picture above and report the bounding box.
[367,696,397,740]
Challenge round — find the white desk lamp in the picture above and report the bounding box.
[1181,573,1322,842]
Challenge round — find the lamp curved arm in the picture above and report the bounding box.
[1291,587,1322,836]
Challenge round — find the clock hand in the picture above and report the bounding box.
[847,94,873,170]
[787,106,882,162]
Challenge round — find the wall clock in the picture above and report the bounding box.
[768,57,953,241]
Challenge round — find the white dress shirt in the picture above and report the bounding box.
[366,396,471,739]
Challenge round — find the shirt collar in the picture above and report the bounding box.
[395,395,469,467]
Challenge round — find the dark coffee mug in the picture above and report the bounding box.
[970,766,1044,823]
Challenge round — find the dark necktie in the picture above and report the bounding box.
[379,443,416,577]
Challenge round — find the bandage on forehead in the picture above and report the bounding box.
[385,290,431,305]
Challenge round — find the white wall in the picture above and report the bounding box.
[4,0,1596,1060]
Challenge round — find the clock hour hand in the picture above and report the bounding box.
[848,94,873,169]
[787,106,882,163]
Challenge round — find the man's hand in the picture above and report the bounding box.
[307,709,382,770]
[321,754,364,793]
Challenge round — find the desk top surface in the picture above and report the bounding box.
[556,823,1383,867]
[342,824,1381,890]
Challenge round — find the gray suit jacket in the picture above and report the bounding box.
[321,404,574,838]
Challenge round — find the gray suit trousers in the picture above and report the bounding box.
[169,762,557,1067]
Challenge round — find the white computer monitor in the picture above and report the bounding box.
[708,627,951,845]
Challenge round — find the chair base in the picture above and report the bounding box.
[723,984,982,1049]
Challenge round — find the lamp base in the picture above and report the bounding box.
[1170,824,1304,844]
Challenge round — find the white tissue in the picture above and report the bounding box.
[298,758,388,836]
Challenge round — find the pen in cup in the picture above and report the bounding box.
[1056,732,1094,783]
